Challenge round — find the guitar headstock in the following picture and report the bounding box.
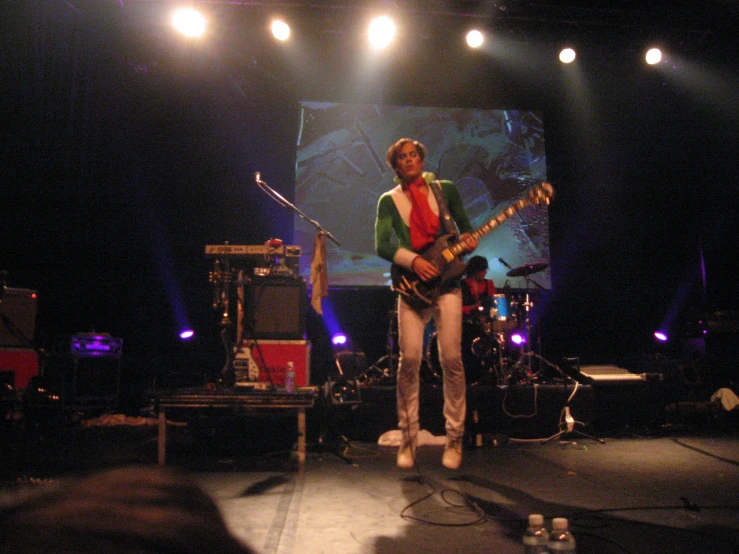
[505,182,554,214]
[527,181,554,205]
[477,181,555,242]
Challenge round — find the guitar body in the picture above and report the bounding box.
[390,181,554,311]
[391,234,468,310]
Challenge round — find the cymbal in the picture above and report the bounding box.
[506,262,548,277]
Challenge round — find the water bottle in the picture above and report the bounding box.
[285,361,296,393]
[522,513,549,554]
[546,517,576,553]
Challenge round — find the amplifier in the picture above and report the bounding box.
[42,353,121,409]
[44,333,123,409]
[245,278,306,340]
[0,288,38,348]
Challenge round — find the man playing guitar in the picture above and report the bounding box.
[375,138,478,470]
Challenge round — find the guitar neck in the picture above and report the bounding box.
[393,182,552,309]
[447,198,529,258]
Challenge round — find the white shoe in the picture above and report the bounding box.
[397,437,416,469]
[442,436,462,470]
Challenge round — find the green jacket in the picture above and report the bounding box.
[375,172,473,272]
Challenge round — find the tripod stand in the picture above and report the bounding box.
[550,360,605,444]
[502,262,560,384]
[307,392,355,464]
[547,400,606,445]
[309,352,365,464]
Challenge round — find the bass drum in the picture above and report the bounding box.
[425,330,493,385]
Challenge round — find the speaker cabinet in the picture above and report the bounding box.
[42,335,123,410]
[245,277,306,340]
[43,354,121,410]
[0,288,38,348]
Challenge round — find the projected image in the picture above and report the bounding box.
[294,103,550,290]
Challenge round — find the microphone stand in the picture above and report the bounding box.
[254,173,351,461]
[251,171,341,378]
[254,173,340,247]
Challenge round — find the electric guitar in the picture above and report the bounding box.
[391,181,554,310]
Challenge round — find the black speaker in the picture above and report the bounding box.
[42,354,121,410]
[41,334,123,410]
[246,277,306,340]
[0,288,38,348]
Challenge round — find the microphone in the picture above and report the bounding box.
[498,258,512,269]
[255,172,261,184]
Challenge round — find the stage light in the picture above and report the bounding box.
[510,332,526,346]
[466,29,484,48]
[368,16,396,50]
[654,331,669,342]
[646,48,662,65]
[331,333,348,347]
[172,8,206,38]
[179,329,195,340]
[559,48,576,64]
[271,19,290,41]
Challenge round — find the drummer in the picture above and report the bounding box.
[461,255,497,322]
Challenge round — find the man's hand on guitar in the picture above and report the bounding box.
[411,256,440,282]
[460,233,478,253]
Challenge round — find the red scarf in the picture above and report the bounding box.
[405,176,440,251]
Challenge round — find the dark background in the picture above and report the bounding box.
[2,1,737,410]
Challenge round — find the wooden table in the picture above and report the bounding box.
[154,387,318,471]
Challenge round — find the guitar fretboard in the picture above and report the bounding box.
[447,184,552,258]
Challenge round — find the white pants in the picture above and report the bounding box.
[396,288,466,441]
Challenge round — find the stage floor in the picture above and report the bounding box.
[204,435,739,554]
[2,403,738,554]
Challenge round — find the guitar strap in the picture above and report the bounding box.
[429,180,459,237]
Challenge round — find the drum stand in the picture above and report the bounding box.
[507,273,565,384]
[519,289,540,380]
[493,331,510,385]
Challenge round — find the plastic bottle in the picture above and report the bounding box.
[522,513,549,554]
[285,361,296,393]
[546,517,576,553]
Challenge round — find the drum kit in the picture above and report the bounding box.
[361,261,551,387]
[452,261,549,386]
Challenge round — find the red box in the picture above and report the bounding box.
[0,348,39,390]
[234,340,310,387]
